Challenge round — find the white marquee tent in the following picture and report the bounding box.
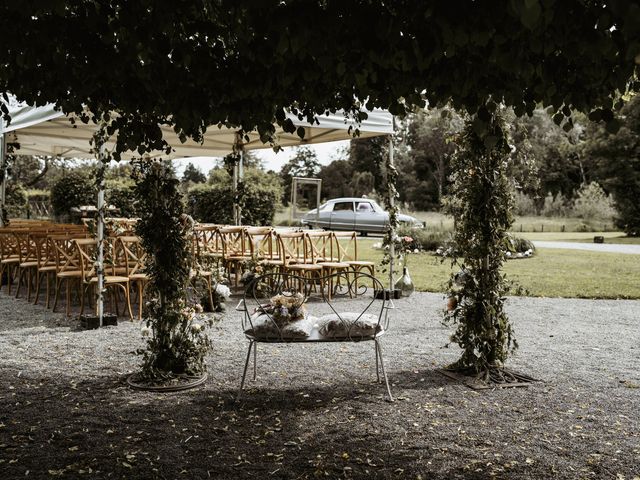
[0,100,396,324]
[0,102,393,158]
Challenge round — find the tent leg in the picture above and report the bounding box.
[96,152,107,327]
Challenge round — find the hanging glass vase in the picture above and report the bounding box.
[394,267,414,297]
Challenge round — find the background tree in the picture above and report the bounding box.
[182,162,206,184]
[585,94,640,235]
[317,159,355,199]
[349,136,386,194]
[279,146,321,205]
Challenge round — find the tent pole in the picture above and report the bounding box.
[0,132,6,227]
[96,147,107,326]
[388,133,395,293]
[232,158,239,226]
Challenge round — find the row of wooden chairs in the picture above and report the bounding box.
[0,222,148,320]
[194,225,375,298]
[0,220,376,316]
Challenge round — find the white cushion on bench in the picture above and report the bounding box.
[317,312,382,338]
[245,313,313,339]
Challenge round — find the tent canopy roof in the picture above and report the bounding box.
[1,102,393,159]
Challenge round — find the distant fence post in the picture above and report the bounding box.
[561,224,565,232]
[541,224,544,232]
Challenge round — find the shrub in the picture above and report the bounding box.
[107,183,137,218]
[396,225,453,251]
[513,190,537,216]
[50,171,96,219]
[6,183,28,218]
[541,192,569,217]
[189,168,282,225]
[571,181,617,221]
[505,234,535,254]
[188,183,280,225]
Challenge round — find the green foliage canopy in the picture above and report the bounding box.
[1,1,638,155]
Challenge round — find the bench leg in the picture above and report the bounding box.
[236,340,255,402]
[375,338,394,402]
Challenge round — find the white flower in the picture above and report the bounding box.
[191,323,202,332]
[141,326,151,337]
[505,251,512,257]
[215,284,231,299]
[413,248,419,254]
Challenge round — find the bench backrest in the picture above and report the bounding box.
[241,271,389,342]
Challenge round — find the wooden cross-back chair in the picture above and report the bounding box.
[275,231,325,292]
[75,238,134,320]
[219,226,253,287]
[193,225,224,267]
[117,236,148,320]
[13,229,53,301]
[331,231,376,278]
[31,229,89,307]
[51,235,85,316]
[0,228,28,294]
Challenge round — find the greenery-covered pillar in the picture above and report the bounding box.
[92,123,110,325]
[444,105,518,380]
[386,133,397,292]
[232,133,244,226]
[133,160,211,380]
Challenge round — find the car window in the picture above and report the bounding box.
[356,202,374,212]
[333,201,354,212]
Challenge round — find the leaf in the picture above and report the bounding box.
[483,135,499,149]
[605,118,621,134]
[521,0,542,30]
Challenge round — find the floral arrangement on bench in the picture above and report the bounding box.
[265,292,306,326]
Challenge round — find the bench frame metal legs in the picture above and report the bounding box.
[236,339,394,402]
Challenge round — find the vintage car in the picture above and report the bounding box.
[301,197,424,234]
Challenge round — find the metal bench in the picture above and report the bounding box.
[237,271,393,401]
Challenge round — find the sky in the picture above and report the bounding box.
[171,139,350,177]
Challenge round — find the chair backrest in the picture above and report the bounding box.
[331,231,358,262]
[305,231,334,262]
[74,238,100,282]
[246,227,275,261]
[219,226,252,259]
[117,236,147,276]
[193,225,222,260]
[275,231,311,265]
[0,228,25,260]
[51,235,84,274]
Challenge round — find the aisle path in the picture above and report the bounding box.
[533,241,640,254]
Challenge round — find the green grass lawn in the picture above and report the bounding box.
[357,240,640,299]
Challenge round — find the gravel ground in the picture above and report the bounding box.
[0,291,639,479]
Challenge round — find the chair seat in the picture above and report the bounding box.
[57,270,83,278]
[130,273,148,281]
[261,259,285,266]
[226,255,252,261]
[38,265,58,272]
[319,262,350,269]
[346,261,375,267]
[1,257,20,264]
[19,261,39,268]
[89,276,130,284]
[287,264,323,271]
